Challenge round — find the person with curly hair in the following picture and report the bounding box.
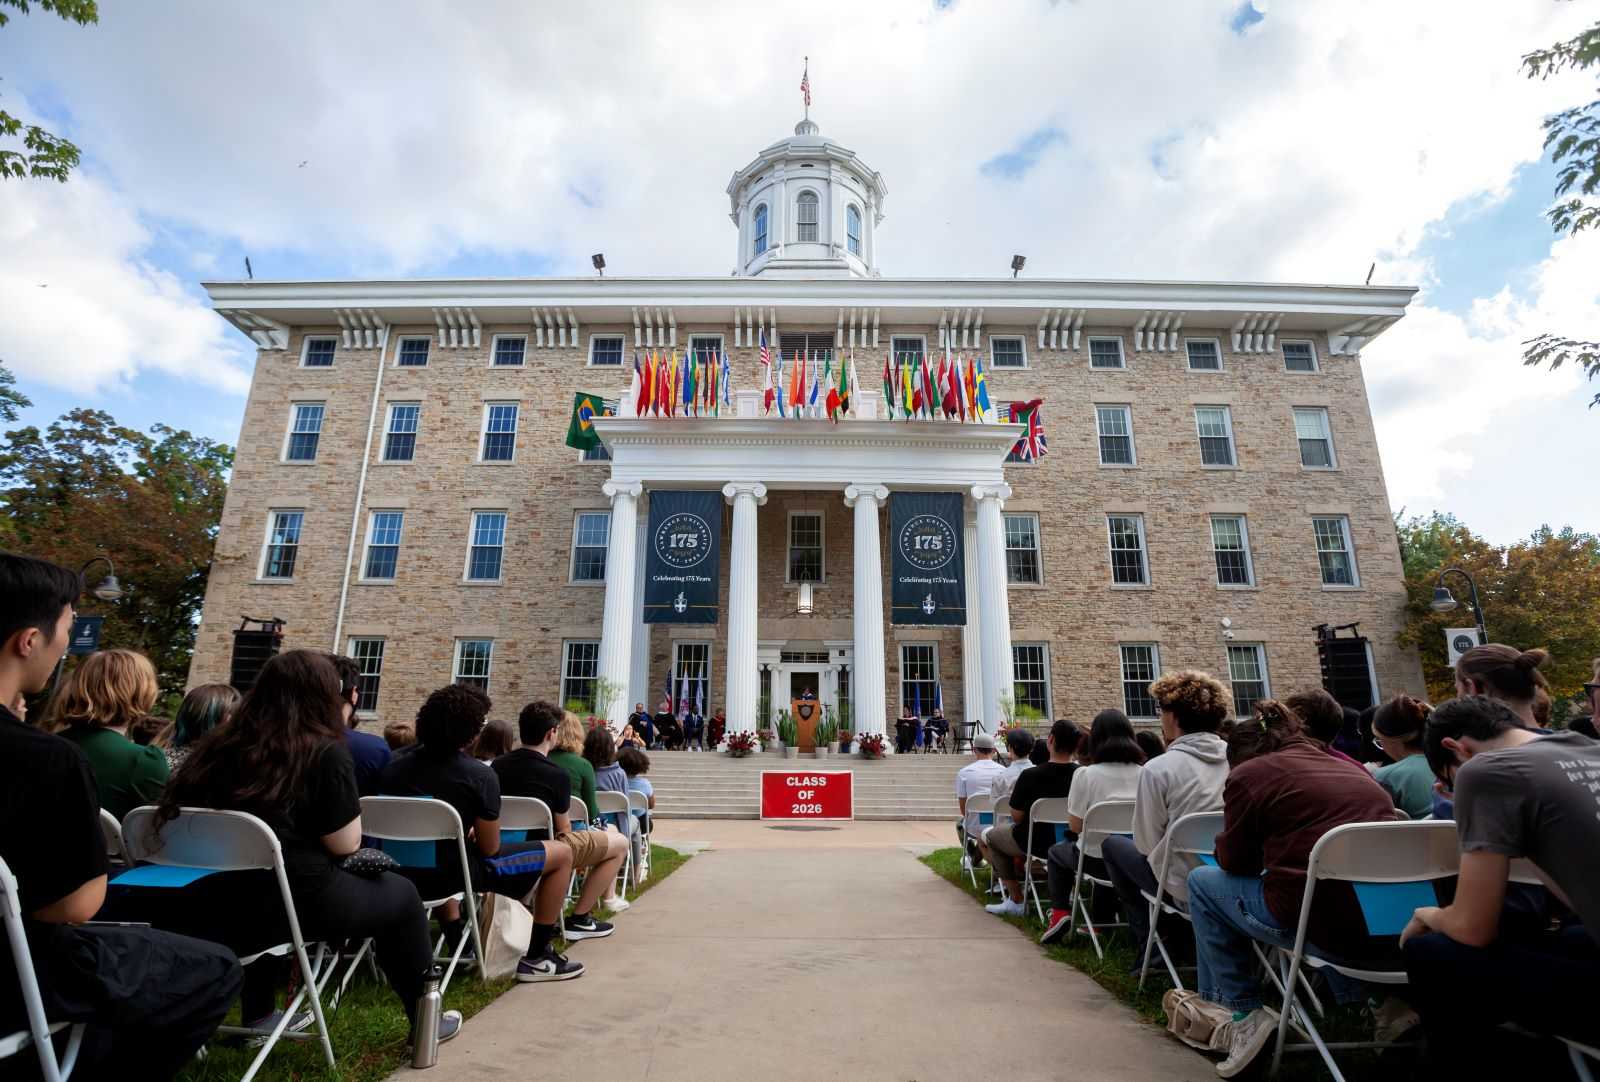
[1370,695,1435,819]
[44,647,170,820]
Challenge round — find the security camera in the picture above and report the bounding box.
[1222,630,1236,641]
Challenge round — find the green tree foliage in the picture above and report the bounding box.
[0,0,98,181]
[1521,19,1600,403]
[0,409,234,699]
[1396,512,1600,711]
[0,359,31,423]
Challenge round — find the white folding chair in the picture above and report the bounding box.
[98,809,125,865]
[961,793,995,889]
[1268,819,1460,1080]
[1064,799,1136,958]
[120,806,335,1082]
[563,797,591,906]
[1,857,85,1082]
[1022,797,1073,922]
[987,797,1012,896]
[593,791,634,898]
[1138,810,1225,990]
[626,790,652,885]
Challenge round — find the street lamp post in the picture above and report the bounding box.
[1430,566,1488,647]
[44,557,125,697]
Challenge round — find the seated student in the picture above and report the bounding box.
[1134,730,1166,762]
[619,746,655,867]
[619,723,642,750]
[331,654,391,795]
[1400,695,1600,1068]
[166,682,239,773]
[1369,695,1436,819]
[1285,687,1365,769]
[973,727,1042,877]
[1040,710,1144,935]
[983,720,1083,918]
[471,718,516,763]
[584,726,632,910]
[1029,736,1050,767]
[496,702,629,944]
[42,648,170,820]
[551,711,599,822]
[955,732,1006,856]
[1454,643,1550,730]
[1185,700,1396,1078]
[1,552,242,1078]
[1062,672,1229,952]
[378,685,581,981]
[384,721,416,751]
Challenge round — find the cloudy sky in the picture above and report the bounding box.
[2,0,1596,544]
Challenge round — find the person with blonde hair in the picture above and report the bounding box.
[551,710,598,823]
[45,648,169,819]
[1454,643,1549,730]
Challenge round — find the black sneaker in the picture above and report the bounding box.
[516,949,585,982]
[563,913,615,941]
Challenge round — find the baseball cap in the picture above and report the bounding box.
[973,732,996,751]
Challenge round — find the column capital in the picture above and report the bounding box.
[722,481,768,506]
[602,480,643,501]
[969,482,1013,505]
[843,483,889,507]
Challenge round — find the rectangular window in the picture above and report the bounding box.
[899,643,940,717]
[1107,514,1148,585]
[1293,407,1335,468]
[302,337,337,367]
[466,511,507,581]
[1194,406,1236,466]
[589,334,625,367]
[990,336,1026,369]
[284,403,324,462]
[349,638,384,712]
[560,640,599,711]
[581,441,611,462]
[382,403,419,462]
[1283,341,1318,372]
[1089,337,1125,369]
[480,403,519,462]
[788,511,824,583]
[690,335,723,365]
[797,194,819,242]
[673,642,712,715]
[1210,515,1254,586]
[362,511,404,580]
[1119,644,1160,719]
[890,336,924,367]
[261,510,303,579]
[492,335,526,367]
[571,511,610,582]
[454,639,493,692]
[1004,513,1041,585]
[396,337,430,367]
[1096,405,1135,466]
[1313,515,1358,586]
[779,333,835,363]
[1227,644,1269,718]
[1186,339,1222,371]
[1012,643,1050,718]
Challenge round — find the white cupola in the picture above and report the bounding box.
[726,117,887,278]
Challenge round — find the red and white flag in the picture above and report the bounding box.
[760,330,774,414]
[800,59,811,109]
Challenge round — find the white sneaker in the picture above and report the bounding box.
[1217,1007,1279,1078]
[605,896,631,912]
[984,896,1025,917]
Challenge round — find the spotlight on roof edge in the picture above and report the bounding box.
[591,253,606,276]
[1011,254,1026,278]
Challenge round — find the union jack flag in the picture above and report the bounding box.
[1008,399,1049,462]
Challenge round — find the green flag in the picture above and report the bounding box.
[565,391,606,451]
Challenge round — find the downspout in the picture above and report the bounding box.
[331,324,391,652]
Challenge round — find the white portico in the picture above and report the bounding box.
[590,391,1021,745]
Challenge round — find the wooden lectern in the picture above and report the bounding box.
[791,699,819,752]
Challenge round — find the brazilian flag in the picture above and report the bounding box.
[565,391,609,451]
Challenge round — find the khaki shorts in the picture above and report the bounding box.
[982,823,1025,860]
[558,828,611,869]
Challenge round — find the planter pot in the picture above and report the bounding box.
[814,746,830,759]
[782,746,799,759]
[728,749,750,758]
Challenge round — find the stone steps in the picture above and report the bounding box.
[643,749,969,820]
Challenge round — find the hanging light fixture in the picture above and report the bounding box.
[796,580,815,616]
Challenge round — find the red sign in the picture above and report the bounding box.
[759,770,854,821]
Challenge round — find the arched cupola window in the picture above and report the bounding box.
[753,203,769,256]
[846,204,863,256]
[796,190,819,242]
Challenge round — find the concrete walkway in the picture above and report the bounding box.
[414,823,1207,1081]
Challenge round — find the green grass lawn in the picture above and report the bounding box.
[176,844,688,1082]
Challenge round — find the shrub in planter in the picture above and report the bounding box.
[725,730,757,757]
[857,732,887,759]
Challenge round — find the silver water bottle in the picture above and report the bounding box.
[412,965,443,1069]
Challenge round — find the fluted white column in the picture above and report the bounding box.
[628,511,650,714]
[722,482,767,737]
[844,484,890,746]
[961,506,986,732]
[597,481,643,731]
[972,483,1015,729]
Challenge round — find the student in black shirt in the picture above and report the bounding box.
[331,653,391,795]
[0,552,242,1078]
[983,720,1082,918]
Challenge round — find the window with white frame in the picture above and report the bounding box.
[284,403,324,462]
[302,337,337,367]
[1119,644,1160,719]
[1089,336,1125,369]
[1313,516,1358,586]
[1107,514,1148,585]
[571,511,609,582]
[990,336,1026,369]
[690,335,722,365]
[1004,513,1041,584]
[673,642,712,716]
[1096,405,1135,465]
[466,511,506,581]
[362,511,404,580]
[349,638,384,712]
[560,640,599,710]
[846,204,862,256]
[382,403,419,462]
[1194,406,1236,466]
[492,335,526,367]
[1210,515,1254,586]
[589,335,624,367]
[454,639,493,692]
[899,643,940,717]
[788,511,823,583]
[261,510,303,579]
[779,333,835,364]
[753,203,769,255]
[1012,643,1050,718]
[1282,341,1318,372]
[396,337,430,367]
[1293,407,1335,468]
[1227,644,1269,717]
[891,335,924,366]
[1186,339,1222,371]
[796,190,819,242]
[480,403,518,461]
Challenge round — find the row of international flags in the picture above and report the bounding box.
[631,345,732,418]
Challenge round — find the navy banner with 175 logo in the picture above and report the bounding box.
[643,490,722,623]
[889,491,966,625]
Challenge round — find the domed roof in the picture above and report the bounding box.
[726,117,888,221]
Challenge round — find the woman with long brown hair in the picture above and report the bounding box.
[44,648,169,819]
[1455,644,1550,730]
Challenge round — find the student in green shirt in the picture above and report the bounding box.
[44,648,170,820]
[1371,694,1436,819]
[550,710,598,825]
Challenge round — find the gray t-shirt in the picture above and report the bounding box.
[1455,730,1600,943]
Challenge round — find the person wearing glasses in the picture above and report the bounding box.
[1570,661,1600,740]
[1368,695,1435,819]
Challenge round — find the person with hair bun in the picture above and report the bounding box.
[1454,643,1549,730]
[1370,695,1435,819]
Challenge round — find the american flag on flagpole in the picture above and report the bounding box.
[800,59,811,110]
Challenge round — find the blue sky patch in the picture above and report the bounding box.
[980,126,1066,180]
[1413,160,1560,315]
[1230,2,1265,35]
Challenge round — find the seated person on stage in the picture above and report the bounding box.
[955,732,1006,856]
[983,720,1082,917]
[895,704,922,754]
[497,702,630,940]
[332,653,391,795]
[1401,696,1600,1071]
[41,648,170,821]
[1,552,242,1078]
[710,709,727,748]
[925,707,950,750]
[627,702,654,749]
[651,699,675,749]
[378,684,582,981]
[656,711,684,751]
[681,710,705,751]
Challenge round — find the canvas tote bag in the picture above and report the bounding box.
[478,892,533,979]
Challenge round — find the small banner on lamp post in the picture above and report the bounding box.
[1444,628,1482,667]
